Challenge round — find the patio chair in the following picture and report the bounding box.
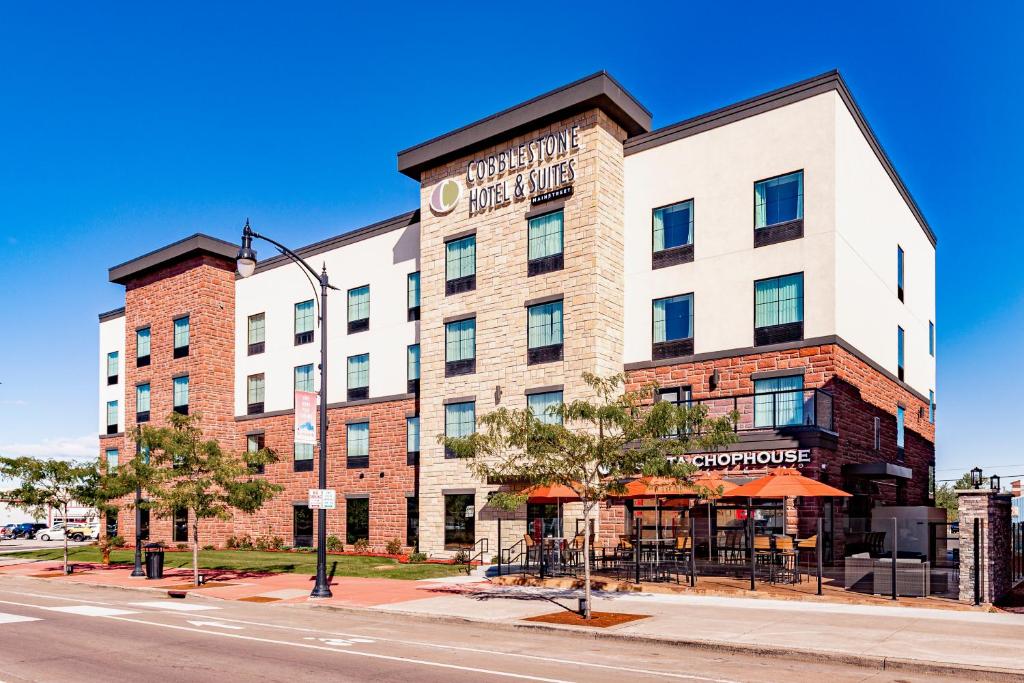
[796,534,818,578]
[773,536,798,584]
[522,534,537,571]
[563,534,585,573]
[753,535,774,581]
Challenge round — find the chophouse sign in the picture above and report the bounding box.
[687,449,812,469]
[463,124,580,216]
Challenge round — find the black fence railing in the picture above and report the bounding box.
[665,388,834,432]
[1013,521,1024,584]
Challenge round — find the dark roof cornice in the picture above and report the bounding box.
[624,70,935,246]
[98,306,125,322]
[108,233,239,285]
[397,71,651,180]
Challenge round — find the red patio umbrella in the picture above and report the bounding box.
[723,468,851,499]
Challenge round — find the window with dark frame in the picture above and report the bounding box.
[929,390,935,424]
[873,416,881,451]
[135,383,150,423]
[656,386,692,436]
[173,508,188,543]
[754,273,804,346]
[173,316,190,358]
[407,272,421,321]
[347,285,370,333]
[406,496,419,550]
[527,209,564,276]
[652,199,694,269]
[247,374,265,415]
[106,351,119,385]
[106,400,118,434]
[753,375,805,428]
[247,313,265,355]
[445,318,476,376]
[247,433,265,474]
[527,391,563,425]
[136,327,151,367]
[294,300,314,345]
[294,443,314,472]
[407,344,420,394]
[652,293,694,359]
[897,246,905,301]
[172,376,189,415]
[346,354,369,401]
[929,321,935,357]
[293,505,313,548]
[526,300,563,364]
[406,416,420,465]
[444,401,475,459]
[346,422,369,469]
[754,171,804,247]
[897,326,905,381]
[346,497,369,545]
[105,448,119,472]
[443,493,475,549]
[896,405,906,461]
[445,235,476,294]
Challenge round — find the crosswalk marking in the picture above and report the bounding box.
[130,600,219,612]
[46,605,138,617]
[0,612,41,624]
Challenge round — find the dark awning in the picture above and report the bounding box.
[842,462,912,480]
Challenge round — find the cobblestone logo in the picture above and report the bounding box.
[429,178,461,214]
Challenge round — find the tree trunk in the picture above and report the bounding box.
[62,504,69,574]
[100,509,111,566]
[583,500,592,620]
[191,515,199,587]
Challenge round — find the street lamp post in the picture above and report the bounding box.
[237,220,335,599]
[130,482,144,577]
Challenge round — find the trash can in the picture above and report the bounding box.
[144,543,165,580]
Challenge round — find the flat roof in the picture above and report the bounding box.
[397,71,652,180]
[624,70,935,247]
[98,306,125,322]
[108,233,239,285]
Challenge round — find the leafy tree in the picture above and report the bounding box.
[140,412,282,586]
[442,372,737,618]
[0,457,94,574]
[77,456,133,565]
[935,472,976,521]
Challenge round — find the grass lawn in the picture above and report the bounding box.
[4,546,466,581]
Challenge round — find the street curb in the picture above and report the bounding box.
[301,602,1024,682]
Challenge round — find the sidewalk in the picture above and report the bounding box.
[3,557,1022,675]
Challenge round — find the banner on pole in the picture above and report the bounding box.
[294,391,317,445]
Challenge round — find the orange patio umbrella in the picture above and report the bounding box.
[522,483,581,538]
[723,468,851,499]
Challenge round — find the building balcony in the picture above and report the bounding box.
[673,388,835,434]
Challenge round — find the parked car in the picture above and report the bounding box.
[36,525,66,542]
[67,523,99,542]
[12,523,46,539]
[0,524,15,539]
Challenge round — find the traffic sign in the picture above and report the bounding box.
[308,488,336,510]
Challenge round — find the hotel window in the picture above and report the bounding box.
[652,293,694,360]
[652,199,694,268]
[873,417,881,451]
[754,375,805,428]
[247,313,265,355]
[527,301,563,364]
[294,300,314,345]
[135,383,151,423]
[754,170,804,246]
[294,443,314,472]
[105,448,119,472]
[444,493,475,549]
[106,400,118,434]
[407,272,421,321]
[897,326,905,381]
[896,405,906,460]
[247,433,265,475]
[527,390,563,425]
[658,386,692,436]
[445,234,476,295]
[136,327,151,367]
[346,497,369,545]
[407,496,419,550]
[406,416,420,466]
[527,209,564,276]
[247,374,265,415]
[173,508,188,543]
[106,352,119,385]
[172,376,189,415]
[929,321,935,357]
[897,246,905,301]
[294,364,314,394]
[347,354,369,401]
[173,316,190,358]
[445,318,476,376]
[347,285,370,334]
[444,401,475,459]
[407,344,420,394]
[929,390,935,424]
[293,505,313,548]
[346,422,369,469]
[754,273,804,346]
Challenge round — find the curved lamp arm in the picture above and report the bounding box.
[242,221,340,291]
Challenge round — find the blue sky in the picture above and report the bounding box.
[0,3,1020,482]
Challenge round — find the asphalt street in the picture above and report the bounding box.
[0,576,980,683]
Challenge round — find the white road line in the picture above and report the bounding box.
[101,615,570,683]
[0,589,112,605]
[129,600,219,612]
[0,612,40,624]
[182,613,742,683]
[45,606,138,617]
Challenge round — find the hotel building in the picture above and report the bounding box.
[97,71,936,557]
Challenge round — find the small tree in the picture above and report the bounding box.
[141,413,282,586]
[935,472,976,521]
[77,456,134,565]
[443,372,737,618]
[0,457,95,574]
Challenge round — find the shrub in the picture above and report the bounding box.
[109,535,126,548]
[202,545,215,551]
[452,549,470,565]
[281,546,292,551]
[293,546,313,552]
[385,538,402,555]
[326,535,343,551]
[175,543,188,551]
[407,552,427,564]
[225,535,238,549]
[231,534,253,550]
[353,538,370,553]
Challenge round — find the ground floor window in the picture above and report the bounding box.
[173,508,188,543]
[293,505,313,548]
[139,507,150,540]
[444,494,475,550]
[527,503,561,539]
[346,497,369,545]
[106,511,118,538]
[406,497,419,550]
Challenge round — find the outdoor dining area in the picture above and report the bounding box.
[501,468,852,595]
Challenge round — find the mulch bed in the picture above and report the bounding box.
[237,596,280,603]
[524,611,650,628]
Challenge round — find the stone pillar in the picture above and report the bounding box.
[957,489,1012,604]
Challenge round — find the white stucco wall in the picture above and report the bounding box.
[623,93,839,362]
[98,314,125,434]
[234,221,420,414]
[834,103,936,398]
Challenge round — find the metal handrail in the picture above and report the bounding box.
[662,387,834,433]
